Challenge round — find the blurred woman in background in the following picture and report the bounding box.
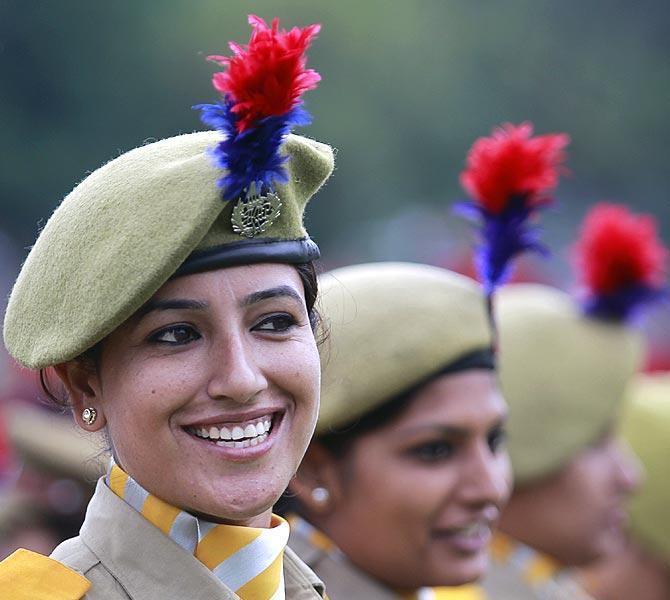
[580,372,670,600]
[480,204,668,599]
[283,262,511,600]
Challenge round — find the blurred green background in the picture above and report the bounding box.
[1,0,669,363]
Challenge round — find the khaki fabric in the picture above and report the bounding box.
[481,562,594,600]
[480,534,595,600]
[496,284,643,483]
[4,131,334,369]
[288,523,398,600]
[316,262,492,433]
[44,479,325,600]
[622,372,670,563]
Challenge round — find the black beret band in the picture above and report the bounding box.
[173,237,321,278]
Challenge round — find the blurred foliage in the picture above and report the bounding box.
[1,0,668,271]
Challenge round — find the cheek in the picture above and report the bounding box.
[349,455,454,524]
[498,453,514,502]
[270,340,321,411]
[101,359,199,436]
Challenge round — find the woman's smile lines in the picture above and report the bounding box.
[187,415,273,448]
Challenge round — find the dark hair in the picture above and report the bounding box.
[274,386,413,517]
[40,261,321,409]
[276,348,496,517]
[318,347,496,457]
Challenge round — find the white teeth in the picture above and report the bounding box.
[459,523,486,536]
[192,416,274,443]
[215,432,269,450]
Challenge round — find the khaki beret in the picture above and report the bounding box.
[316,262,493,433]
[4,132,334,369]
[496,284,643,484]
[622,372,670,563]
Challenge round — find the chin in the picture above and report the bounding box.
[424,553,489,588]
[184,487,280,524]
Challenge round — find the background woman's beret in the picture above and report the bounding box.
[316,262,493,433]
[622,372,670,563]
[496,284,643,484]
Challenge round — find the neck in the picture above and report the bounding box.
[188,507,274,529]
[498,489,573,566]
[579,541,670,600]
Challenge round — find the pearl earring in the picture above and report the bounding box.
[81,407,97,426]
[311,487,330,504]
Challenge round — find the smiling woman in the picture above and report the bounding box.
[282,262,512,599]
[0,15,333,600]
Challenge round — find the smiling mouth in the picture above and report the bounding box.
[433,521,493,554]
[186,414,276,449]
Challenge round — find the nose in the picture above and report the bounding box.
[611,438,644,496]
[459,442,511,509]
[206,332,268,403]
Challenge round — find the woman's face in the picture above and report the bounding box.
[500,432,642,566]
[77,263,320,526]
[303,370,511,589]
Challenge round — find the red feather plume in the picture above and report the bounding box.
[208,15,321,132]
[460,122,570,214]
[574,203,668,296]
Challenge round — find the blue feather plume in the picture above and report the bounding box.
[194,98,312,200]
[455,195,549,295]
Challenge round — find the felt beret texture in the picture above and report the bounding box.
[622,372,670,563]
[316,262,493,433]
[496,284,643,484]
[4,131,334,368]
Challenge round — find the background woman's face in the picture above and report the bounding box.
[500,433,642,566]
[88,263,320,526]
[314,370,511,589]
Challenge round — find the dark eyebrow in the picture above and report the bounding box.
[136,298,209,318]
[401,415,508,438]
[241,285,303,307]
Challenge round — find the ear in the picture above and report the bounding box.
[53,361,107,432]
[289,442,345,516]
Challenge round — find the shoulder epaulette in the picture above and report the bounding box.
[0,548,91,599]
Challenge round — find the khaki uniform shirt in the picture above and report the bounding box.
[479,535,595,600]
[41,480,325,599]
[288,523,395,600]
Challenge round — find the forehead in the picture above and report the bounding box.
[388,370,506,431]
[153,263,304,300]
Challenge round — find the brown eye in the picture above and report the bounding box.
[410,441,454,462]
[150,325,201,345]
[487,427,507,453]
[253,314,297,332]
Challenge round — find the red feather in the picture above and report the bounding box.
[574,203,668,295]
[0,411,13,479]
[460,122,570,214]
[208,15,321,132]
